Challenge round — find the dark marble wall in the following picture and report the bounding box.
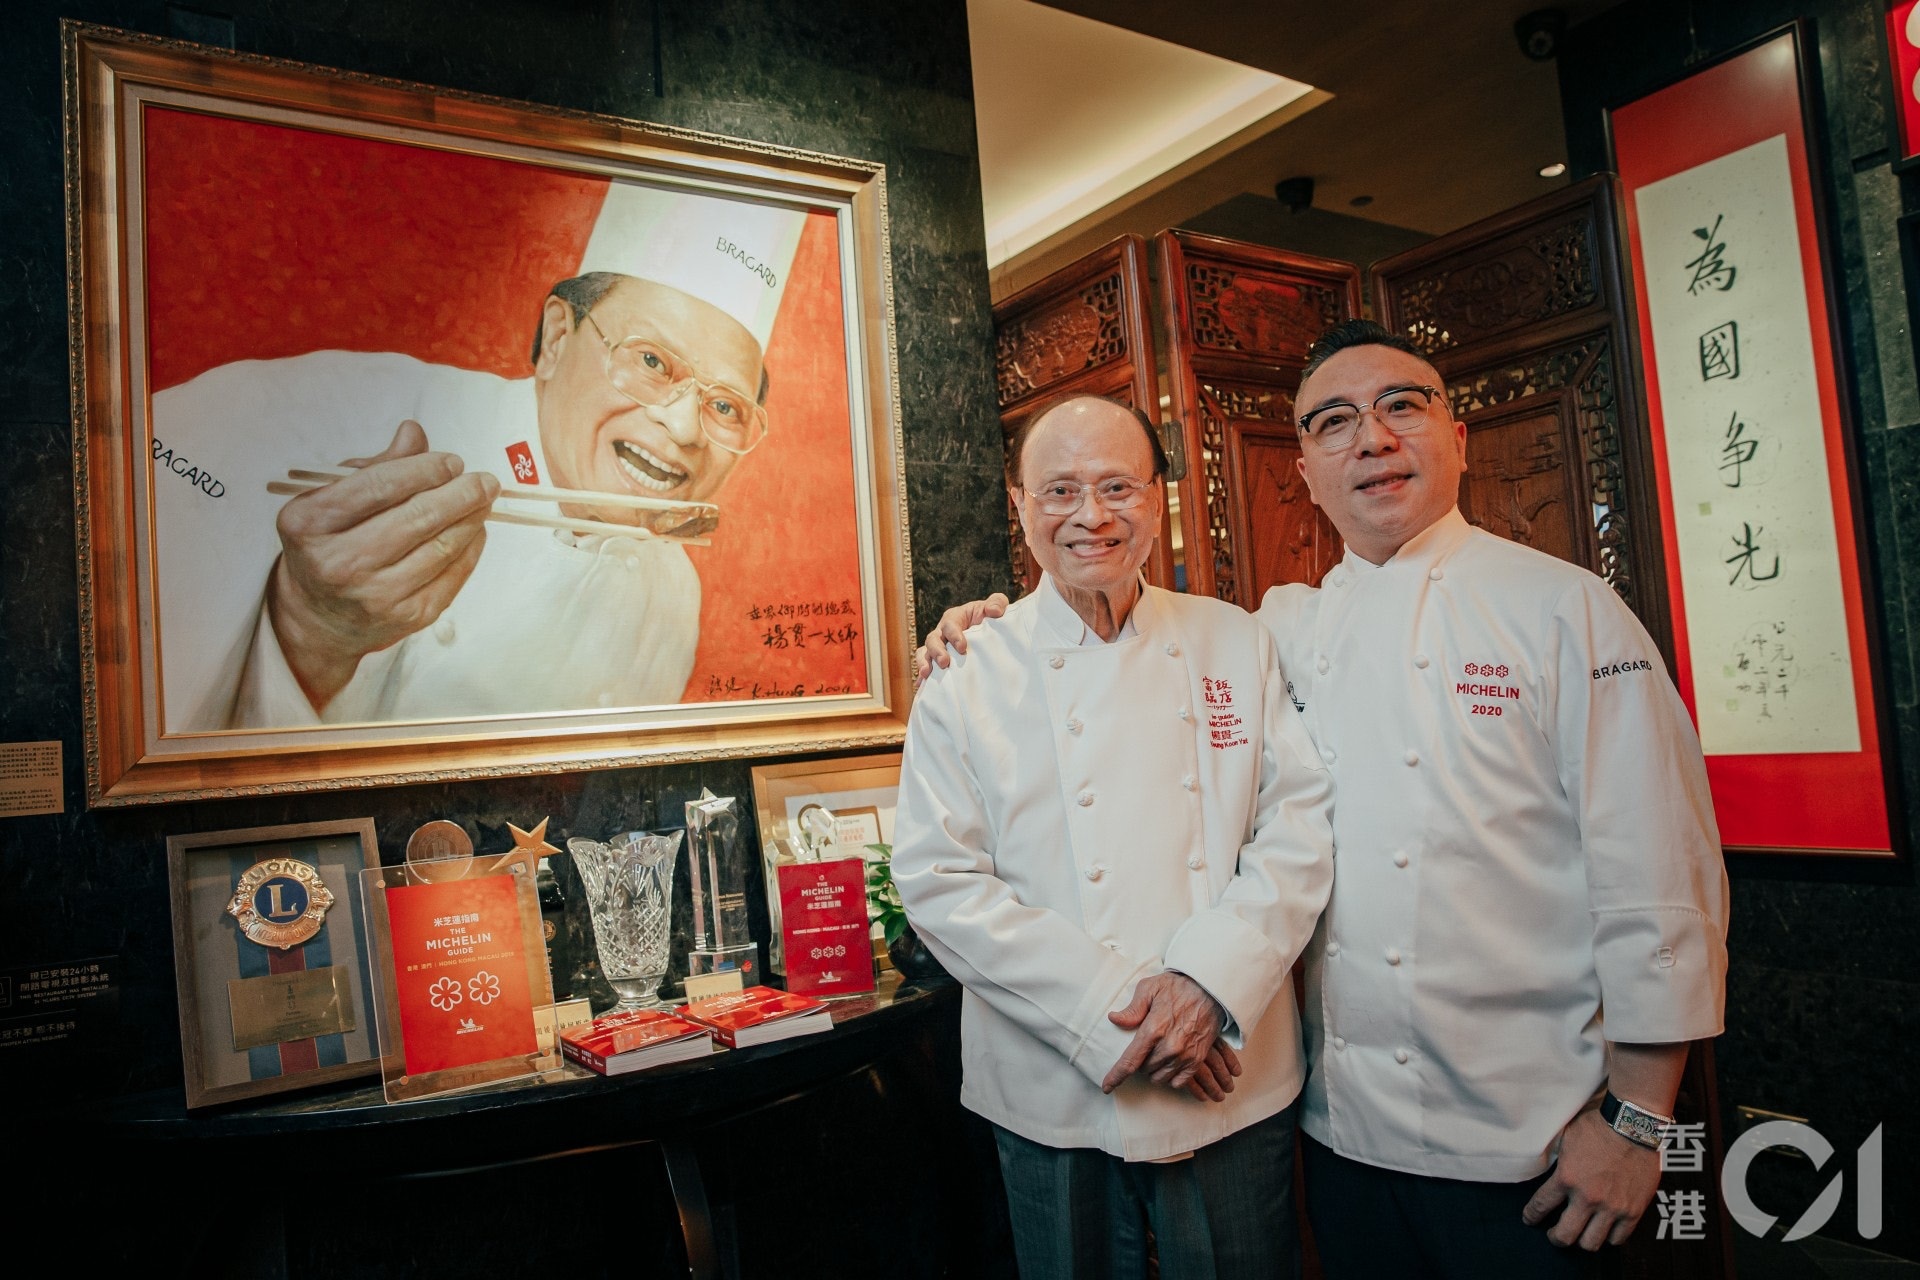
[1561,0,1919,1261]
[0,0,1012,1098]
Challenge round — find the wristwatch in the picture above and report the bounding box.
[1599,1090,1672,1149]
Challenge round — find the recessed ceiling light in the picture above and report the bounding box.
[1350,194,1374,207]
[1539,162,1567,178]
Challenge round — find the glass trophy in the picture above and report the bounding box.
[685,789,760,985]
[568,830,681,1013]
[763,803,836,976]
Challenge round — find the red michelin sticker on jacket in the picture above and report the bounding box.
[1203,677,1249,748]
[1457,660,1518,718]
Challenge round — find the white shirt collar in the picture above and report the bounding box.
[1035,572,1150,646]
[1342,506,1474,578]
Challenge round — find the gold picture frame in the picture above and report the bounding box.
[164,818,381,1109]
[65,23,913,806]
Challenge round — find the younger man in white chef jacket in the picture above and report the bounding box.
[917,325,1729,1277]
[1274,320,1727,1277]
[893,394,1335,1280]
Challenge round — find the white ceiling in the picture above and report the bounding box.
[967,0,1322,266]
[971,0,1619,297]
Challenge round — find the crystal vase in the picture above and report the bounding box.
[568,830,682,1013]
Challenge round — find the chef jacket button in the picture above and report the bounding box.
[1392,851,1409,868]
[1325,941,1340,957]
[1049,655,1065,669]
[1404,749,1419,766]
[1330,572,1345,588]
[1321,747,1337,764]
[1102,938,1121,950]
[1066,717,1083,734]
[1413,653,1429,669]
[432,617,456,645]
[1178,707,1193,722]
[1428,567,1444,582]
[1181,775,1196,792]
[1085,864,1105,881]
[1316,656,1330,675]
[1165,643,1180,657]
[1332,1036,1347,1051]
[1186,855,1204,870]
[1077,791,1095,807]
[1386,947,1402,966]
[1394,1047,1411,1065]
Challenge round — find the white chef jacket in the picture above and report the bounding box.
[1258,508,1729,1182]
[151,351,699,730]
[894,576,1335,1161]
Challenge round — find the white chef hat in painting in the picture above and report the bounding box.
[578,180,809,349]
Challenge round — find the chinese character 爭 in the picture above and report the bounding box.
[1719,412,1758,488]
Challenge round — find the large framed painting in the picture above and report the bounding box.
[63,24,913,806]
[1609,25,1902,858]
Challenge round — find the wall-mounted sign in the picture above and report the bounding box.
[1611,26,1901,858]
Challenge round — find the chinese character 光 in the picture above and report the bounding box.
[1726,522,1780,585]
[1684,215,1737,295]
[1655,1189,1709,1241]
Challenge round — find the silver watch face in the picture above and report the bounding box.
[1614,1101,1668,1148]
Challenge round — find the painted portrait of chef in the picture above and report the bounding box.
[139,107,868,737]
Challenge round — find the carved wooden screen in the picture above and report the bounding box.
[1156,230,1362,604]
[1371,175,1673,660]
[992,234,1170,591]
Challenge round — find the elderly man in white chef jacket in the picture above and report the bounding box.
[920,322,1729,1277]
[151,182,805,731]
[893,393,1336,1280]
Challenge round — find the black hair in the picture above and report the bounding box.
[1299,318,1430,386]
[1003,392,1170,489]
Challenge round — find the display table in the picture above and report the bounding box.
[59,974,1007,1279]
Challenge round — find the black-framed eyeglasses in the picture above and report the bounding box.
[580,311,768,456]
[1296,385,1443,452]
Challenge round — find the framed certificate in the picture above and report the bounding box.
[164,818,381,1109]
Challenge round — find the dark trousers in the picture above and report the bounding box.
[993,1104,1301,1280]
[1302,1136,1601,1280]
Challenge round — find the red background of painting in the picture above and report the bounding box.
[1612,35,1891,853]
[141,106,866,706]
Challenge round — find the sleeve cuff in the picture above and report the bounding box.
[1163,912,1288,1047]
[1592,905,1728,1042]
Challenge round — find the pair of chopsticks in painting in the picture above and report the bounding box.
[267,467,718,544]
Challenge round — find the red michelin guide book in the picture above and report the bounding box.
[776,858,877,996]
[559,1009,713,1076]
[674,985,833,1048]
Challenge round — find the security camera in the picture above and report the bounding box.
[1275,176,1314,214]
[1514,9,1566,61]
